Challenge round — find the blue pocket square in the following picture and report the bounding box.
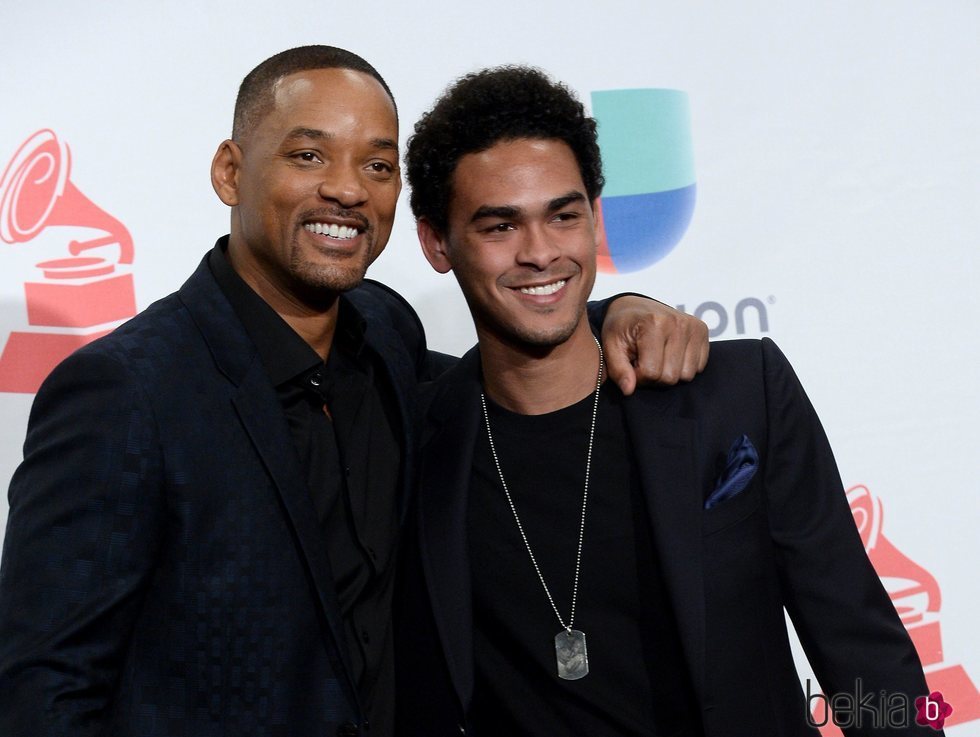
[705,434,759,510]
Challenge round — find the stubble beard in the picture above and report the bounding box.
[288,230,377,296]
[506,314,581,349]
[472,298,586,355]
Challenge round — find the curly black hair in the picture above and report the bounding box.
[232,45,396,141]
[406,65,604,233]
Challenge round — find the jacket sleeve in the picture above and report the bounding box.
[0,348,166,736]
[761,337,935,736]
[586,293,654,334]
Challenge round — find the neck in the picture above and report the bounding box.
[274,299,340,362]
[227,241,340,362]
[479,318,602,415]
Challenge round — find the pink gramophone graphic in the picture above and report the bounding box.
[0,129,136,393]
[815,485,980,734]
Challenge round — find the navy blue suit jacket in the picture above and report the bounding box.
[398,339,935,737]
[0,251,451,736]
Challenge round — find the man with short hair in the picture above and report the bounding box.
[0,47,707,737]
[397,66,935,736]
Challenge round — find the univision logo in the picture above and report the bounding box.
[591,88,695,274]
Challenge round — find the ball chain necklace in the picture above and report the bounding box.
[480,334,603,681]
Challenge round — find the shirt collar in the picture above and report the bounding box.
[208,236,369,386]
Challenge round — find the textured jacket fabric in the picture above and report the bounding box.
[0,251,450,737]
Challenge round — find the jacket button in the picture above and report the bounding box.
[337,722,359,737]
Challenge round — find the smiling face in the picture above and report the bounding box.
[212,67,401,310]
[418,137,602,351]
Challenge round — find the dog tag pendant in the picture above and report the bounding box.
[555,629,589,680]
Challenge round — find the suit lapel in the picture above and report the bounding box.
[346,298,419,526]
[417,350,483,711]
[232,364,356,676]
[178,254,360,707]
[623,390,707,701]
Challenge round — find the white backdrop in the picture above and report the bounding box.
[1,1,977,732]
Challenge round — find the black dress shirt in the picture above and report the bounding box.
[209,238,402,735]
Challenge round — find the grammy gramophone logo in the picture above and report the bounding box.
[814,484,980,734]
[0,129,136,394]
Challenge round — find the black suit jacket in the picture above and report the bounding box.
[398,338,935,737]
[0,251,451,736]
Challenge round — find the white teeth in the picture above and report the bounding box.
[519,279,566,296]
[305,223,359,239]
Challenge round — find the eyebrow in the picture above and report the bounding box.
[283,127,398,153]
[470,204,521,223]
[547,191,588,212]
[469,190,587,224]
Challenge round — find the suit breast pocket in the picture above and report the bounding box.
[702,480,762,536]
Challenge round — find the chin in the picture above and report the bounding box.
[288,266,365,298]
[467,292,586,351]
[503,318,581,350]
[292,256,372,294]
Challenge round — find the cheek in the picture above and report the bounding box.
[466,255,509,291]
[244,180,289,221]
[373,189,399,224]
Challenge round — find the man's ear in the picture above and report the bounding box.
[211,140,243,206]
[417,218,454,274]
[592,197,609,255]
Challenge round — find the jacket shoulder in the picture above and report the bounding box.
[62,291,191,373]
[686,337,793,386]
[346,279,443,381]
[347,279,425,340]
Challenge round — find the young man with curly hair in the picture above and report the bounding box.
[396,66,934,737]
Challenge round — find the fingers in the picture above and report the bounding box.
[678,319,710,381]
[632,320,672,384]
[627,311,709,387]
[695,330,710,372]
[604,332,638,396]
[599,295,709,391]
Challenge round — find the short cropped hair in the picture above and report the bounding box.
[406,65,604,233]
[232,45,396,140]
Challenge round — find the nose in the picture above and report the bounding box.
[516,224,561,269]
[316,161,368,207]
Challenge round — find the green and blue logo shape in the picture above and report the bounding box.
[591,88,695,273]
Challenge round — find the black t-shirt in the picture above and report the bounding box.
[467,383,702,737]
